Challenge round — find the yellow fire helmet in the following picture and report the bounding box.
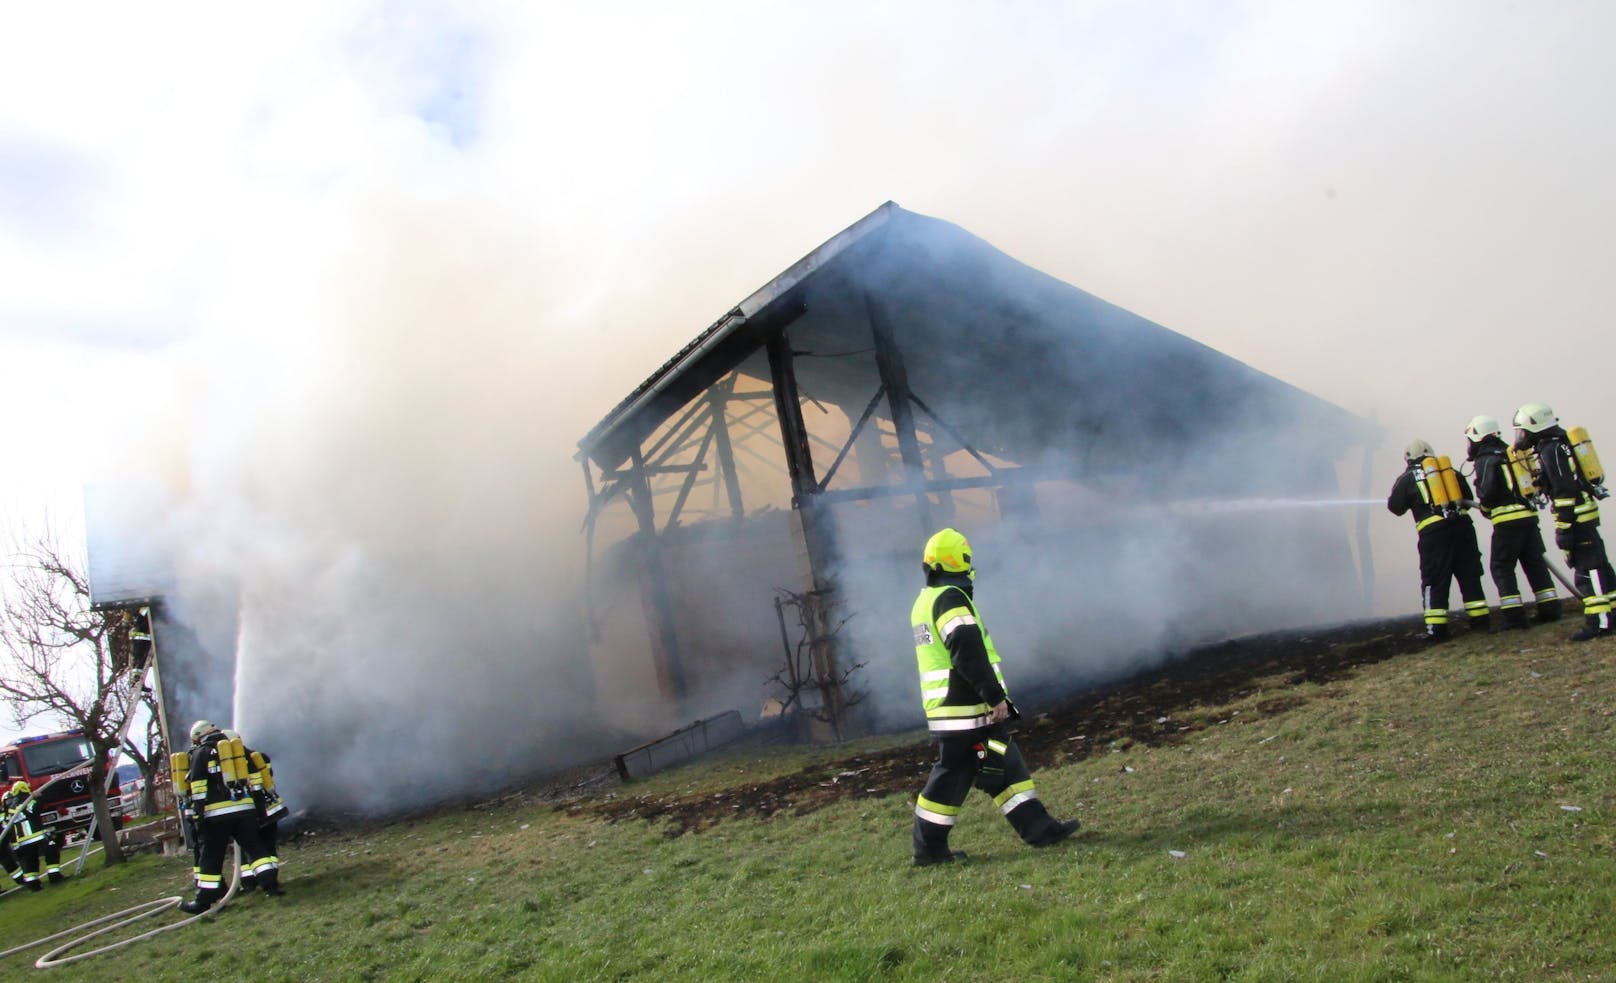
[923,527,974,576]
[11,780,28,795]
[1403,439,1435,463]
[1513,402,1558,433]
[1464,415,1501,443]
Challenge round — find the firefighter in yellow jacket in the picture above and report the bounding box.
[909,528,1082,865]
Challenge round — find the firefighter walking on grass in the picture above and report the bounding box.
[1512,402,1615,641]
[1464,415,1563,629]
[1387,439,1491,640]
[908,528,1082,866]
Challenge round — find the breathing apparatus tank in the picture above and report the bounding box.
[250,750,276,792]
[1567,426,1609,497]
[1507,446,1544,505]
[1416,457,1445,509]
[1437,456,1464,509]
[169,751,190,799]
[217,737,249,787]
[1419,456,1460,513]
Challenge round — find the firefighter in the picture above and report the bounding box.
[1386,439,1491,640]
[1,781,50,891]
[1513,402,1615,641]
[1465,415,1563,629]
[35,828,63,884]
[181,720,276,913]
[1,790,26,892]
[1,833,21,893]
[223,729,287,896]
[908,528,1082,866]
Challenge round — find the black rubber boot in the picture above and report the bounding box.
[259,869,284,896]
[1534,599,1564,623]
[1030,818,1083,847]
[1499,607,1530,631]
[1007,799,1080,847]
[1425,623,1452,643]
[47,871,63,884]
[1468,613,1491,633]
[25,880,42,893]
[1569,617,1614,642]
[912,817,963,867]
[180,886,224,914]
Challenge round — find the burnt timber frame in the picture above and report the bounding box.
[576,308,1034,711]
[574,202,1381,714]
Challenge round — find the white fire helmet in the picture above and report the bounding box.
[1464,415,1501,443]
[1513,402,1558,433]
[1403,438,1435,463]
[189,719,219,743]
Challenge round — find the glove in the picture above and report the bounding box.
[1555,527,1575,551]
[1594,484,1611,501]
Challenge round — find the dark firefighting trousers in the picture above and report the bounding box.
[9,837,59,890]
[1417,519,1489,633]
[1564,527,1616,629]
[2,840,21,889]
[240,818,282,889]
[193,811,273,906]
[1490,520,1560,618]
[912,723,1066,859]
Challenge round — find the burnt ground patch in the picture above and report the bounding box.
[563,618,1431,837]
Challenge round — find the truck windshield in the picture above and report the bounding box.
[21,738,94,777]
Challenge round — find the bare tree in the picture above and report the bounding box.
[0,522,144,865]
[769,587,864,740]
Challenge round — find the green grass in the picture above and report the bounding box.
[2,625,1613,981]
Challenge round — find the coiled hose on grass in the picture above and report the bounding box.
[0,844,242,969]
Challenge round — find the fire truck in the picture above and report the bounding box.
[0,730,124,841]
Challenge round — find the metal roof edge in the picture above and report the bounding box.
[575,201,901,462]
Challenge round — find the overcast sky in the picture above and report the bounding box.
[3,1,1613,745]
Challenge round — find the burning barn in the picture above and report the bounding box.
[576,202,1380,737]
[77,201,1381,814]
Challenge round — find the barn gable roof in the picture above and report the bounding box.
[578,202,1372,474]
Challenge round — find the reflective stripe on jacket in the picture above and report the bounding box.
[912,584,1007,733]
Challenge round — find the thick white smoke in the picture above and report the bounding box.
[9,1,1610,805]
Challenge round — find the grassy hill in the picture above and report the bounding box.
[2,618,1613,981]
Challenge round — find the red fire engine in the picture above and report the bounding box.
[0,730,124,840]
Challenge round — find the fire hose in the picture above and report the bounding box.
[1545,556,1585,599]
[0,663,251,966]
[0,844,243,968]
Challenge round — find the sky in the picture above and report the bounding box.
[2,2,1613,759]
